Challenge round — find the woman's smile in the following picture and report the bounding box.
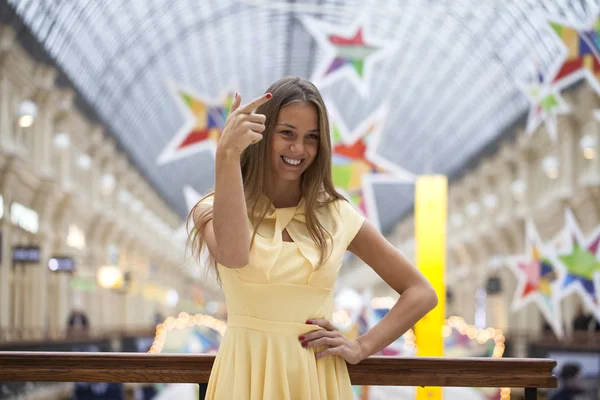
[281,155,305,167]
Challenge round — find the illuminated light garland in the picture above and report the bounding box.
[148,312,226,354]
[149,312,510,397]
[387,315,508,396]
[441,316,509,398]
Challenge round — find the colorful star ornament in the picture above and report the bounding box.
[548,15,600,88]
[326,99,415,231]
[300,16,395,97]
[506,219,564,337]
[518,11,600,141]
[156,81,235,165]
[517,70,571,142]
[555,209,600,321]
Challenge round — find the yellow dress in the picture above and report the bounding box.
[203,195,364,400]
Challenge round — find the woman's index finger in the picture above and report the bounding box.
[238,93,272,114]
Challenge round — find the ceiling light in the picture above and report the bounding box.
[483,194,498,209]
[17,100,37,128]
[165,289,179,307]
[101,173,116,195]
[131,199,143,213]
[118,190,131,204]
[450,214,464,227]
[580,134,596,160]
[541,156,559,179]
[77,153,92,170]
[466,202,480,217]
[96,265,123,289]
[510,179,526,201]
[53,133,71,149]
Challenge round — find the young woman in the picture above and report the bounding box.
[188,77,437,399]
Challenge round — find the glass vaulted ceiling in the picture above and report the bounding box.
[7,0,599,232]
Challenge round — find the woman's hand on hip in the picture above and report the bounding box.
[299,318,366,365]
[217,92,272,156]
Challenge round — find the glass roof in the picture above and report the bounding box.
[7,0,599,232]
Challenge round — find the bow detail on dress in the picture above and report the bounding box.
[248,197,322,280]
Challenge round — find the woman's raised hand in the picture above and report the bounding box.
[217,92,272,156]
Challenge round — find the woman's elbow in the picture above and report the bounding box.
[424,284,439,312]
[217,251,249,269]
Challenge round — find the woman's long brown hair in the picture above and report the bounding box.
[186,77,344,273]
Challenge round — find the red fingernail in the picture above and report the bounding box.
[301,342,307,347]
[305,320,312,324]
[298,336,305,340]
[235,92,238,98]
[266,93,272,99]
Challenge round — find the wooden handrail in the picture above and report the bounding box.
[0,352,556,389]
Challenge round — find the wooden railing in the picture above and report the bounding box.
[0,352,557,399]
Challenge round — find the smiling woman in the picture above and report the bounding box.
[186,77,437,399]
[271,104,321,180]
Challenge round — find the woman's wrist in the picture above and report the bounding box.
[354,336,371,361]
[216,145,242,161]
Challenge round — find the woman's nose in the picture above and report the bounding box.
[290,140,304,154]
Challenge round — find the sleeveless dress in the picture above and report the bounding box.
[202,195,364,400]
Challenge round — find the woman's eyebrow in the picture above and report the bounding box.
[277,122,319,133]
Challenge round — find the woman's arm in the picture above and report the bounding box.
[211,149,251,267]
[348,220,438,358]
[300,218,437,363]
[198,93,271,268]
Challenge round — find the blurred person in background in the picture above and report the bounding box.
[66,309,90,339]
[572,305,600,333]
[550,363,588,400]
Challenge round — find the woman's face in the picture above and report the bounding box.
[270,101,320,182]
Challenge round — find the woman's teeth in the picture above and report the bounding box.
[282,156,302,166]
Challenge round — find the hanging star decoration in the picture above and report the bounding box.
[326,99,415,231]
[518,70,571,142]
[300,16,395,97]
[555,209,600,320]
[518,12,600,141]
[157,82,235,165]
[507,219,564,337]
[548,16,600,88]
[549,13,600,142]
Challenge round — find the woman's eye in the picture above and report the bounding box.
[281,130,293,136]
[307,134,319,140]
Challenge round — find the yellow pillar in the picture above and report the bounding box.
[415,175,447,400]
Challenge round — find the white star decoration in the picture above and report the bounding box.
[554,209,600,321]
[300,15,395,97]
[519,11,600,141]
[518,78,571,142]
[326,99,415,231]
[156,81,236,165]
[506,219,564,338]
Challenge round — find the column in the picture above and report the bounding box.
[0,174,14,336]
[30,180,61,338]
[30,65,57,178]
[557,113,577,199]
[0,26,15,152]
[86,125,105,206]
[515,137,535,217]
